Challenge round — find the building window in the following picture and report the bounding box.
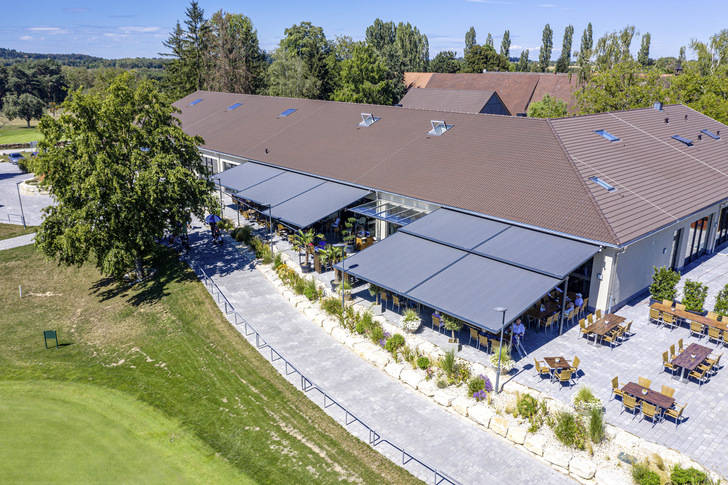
[717,207,728,248]
[684,215,711,265]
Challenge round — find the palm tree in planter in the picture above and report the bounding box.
[443,314,464,350]
[336,279,353,301]
[319,244,344,273]
[292,228,323,267]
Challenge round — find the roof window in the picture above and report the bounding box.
[672,135,693,146]
[226,103,243,111]
[279,108,297,117]
[189,98,203,106]
[359,113,381,127]
[428,120,453,136]
[701,129,720,140]
[589,176,617,192]
[594,129,620,142]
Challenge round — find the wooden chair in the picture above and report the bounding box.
[690,321,705,339]
[489,338,500,355]
[469,327,479,347]
[669,344,677,360]
[381,292,389,308]
[704,353,722,374]
[620,321,633,340]
[534,358,551,378]
[568,356,580,378]
[579,298,589,319]
[662,351,679,375]
[543,314,554,333]
[661,385,675,398]
[662,299,673,307]
[664,402,687,428]
[602,328,620,350]
[478,335,490,353]
[276,224,288,237]
[641,402,660,427]
[587,313,594,324]
[707,311,720,320]
[638,376,652,388]
[552,368,574,389]
[723,331,728,349]
[611,376,625,401]
[708,327,722,345]
[649,308,663,326]
[392,295,401,313]
[677,338,685,354]
[578,319,589,340]
[662,312,678,331]
[621,394,641,419]
[432,314,444,332]
[675,303,686,311]
[595,309,603,320]
[689,366,709,386]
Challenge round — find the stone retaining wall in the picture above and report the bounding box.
[238,240,723,485]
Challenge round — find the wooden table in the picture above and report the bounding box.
[584,314,626,345]
[544,356,571,371]
[650,302,728,332]
[622,382,675,411]
[671,342,713,382]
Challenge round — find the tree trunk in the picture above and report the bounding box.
[135,256,144,281]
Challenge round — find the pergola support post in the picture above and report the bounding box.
[558,276,569,335]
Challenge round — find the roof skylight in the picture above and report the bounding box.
[428,120,453,136]
[359,113,381,127]
[701,129,720,140]
[594,129,620,142]
[279,108,297,117]
[672,135,693,146]
[589,176,617,192]
[189,98,203,106]
[226,103,243,111]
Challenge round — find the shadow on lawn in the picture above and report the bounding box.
[90,246,197,306]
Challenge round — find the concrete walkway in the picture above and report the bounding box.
[185,223,574,484]
[0,233,35,250]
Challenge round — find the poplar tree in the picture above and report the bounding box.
[539,24,553,72]
[555,25,574,73]
[638,32,651,66]
[500,30,511,59]
[465,27,476,57]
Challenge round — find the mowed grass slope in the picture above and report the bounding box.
[0,223,36,241]
[0,118,42,144]
[0,244,420,484]
[0,381,243,484]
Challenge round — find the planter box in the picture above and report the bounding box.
[443,338,461,354]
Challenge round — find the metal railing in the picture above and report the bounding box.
[3,214,25,224]
[185,255,460,485]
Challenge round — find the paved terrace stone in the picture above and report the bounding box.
[186,223,574,485]
[509,249,728,479]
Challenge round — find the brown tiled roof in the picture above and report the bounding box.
[550,104,728,244]
[403,72,578,115]
[398,88,508,115]
[174,91,615,245]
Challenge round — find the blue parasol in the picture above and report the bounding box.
[205,214,222,224]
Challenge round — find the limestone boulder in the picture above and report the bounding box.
[303,306,318,321]
[506,426,527,445]
[417,379,438,397]
[400,369,423,390]
[353,341,380,359]
[322,318,339,334]
[433,389,456,407]
[524,434,547,456]
[637,440,664,460]
[416,341,437,358]
[595,468,632,485]
[384,362,405,380]
[569,456,596,479]
[468,404,493,428]
[343,335,360,350]
[604,424,619,440]
[331,327,348,344]
[368,350,391,369]
[451,396,471,416]
[489,415,509,437]
[614,431,640,453]
[543,446,572,469]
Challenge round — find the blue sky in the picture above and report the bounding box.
[1,1,726,61]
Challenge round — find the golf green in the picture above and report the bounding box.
[0,381,247,484]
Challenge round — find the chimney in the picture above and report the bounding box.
[654,102,663,111]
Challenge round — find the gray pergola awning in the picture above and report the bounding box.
[336,208,600,332]
[218,162,370,228]
[213,162,283,192]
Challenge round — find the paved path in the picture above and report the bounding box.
[0,233,35,250]
[0,162,54,226]
[186,224,574,485]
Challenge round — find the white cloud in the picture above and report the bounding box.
[19,35,33,41]
[28,27,70,34]
[466,0,514,4]
[119,26,160,34]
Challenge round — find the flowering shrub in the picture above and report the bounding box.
[473,390,487,402]
[489,346,515,373]
[401,309,421,332]
[572,386,603,414]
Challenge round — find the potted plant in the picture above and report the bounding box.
[649,266,680,303]
[401,308,421,333]
[368,283,382,304]
[443,314,463,352]
[682,279,708,314]
[336,279,352,301]
[341,217,358,252]
[292,228,324,268]
[489,344,514,374]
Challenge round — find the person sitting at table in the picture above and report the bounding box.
[512,318,525,340]
[574,293,584,308]
[565,301,575,313]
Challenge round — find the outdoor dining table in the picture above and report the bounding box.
[671,342,713,382]
[622,382,675,415]
[650,302,728,332]
[543,356,571,373]
[583,314,626,346]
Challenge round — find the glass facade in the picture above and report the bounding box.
[716,206,728,248]
[684,215,711,265]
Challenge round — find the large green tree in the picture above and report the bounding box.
[161,2,209,99]
[554,25,574,73]
[670,64,728,125]
[689,29,728,76]
[429,51,460,73]
[266,51,320,99]
[539,24,553,72]
[463,44,509,73]
[203,10,265,94]
[516,50,529,72]
[33,72,215,279]
[3,92,45,127]
[465,27,476,57]
[332,43,395,105]
[638,32,652,66]
[275,21,334,99]
[528,94,568,118]
[500,30,511,59]
[594,26,637,69]
[578,23,593,81]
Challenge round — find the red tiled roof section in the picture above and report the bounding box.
[550,104,728,244]
[404,72,578,115]
[173,91,618,245]
[398,88,504,114]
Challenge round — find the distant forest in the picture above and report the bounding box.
[0,47,166,69]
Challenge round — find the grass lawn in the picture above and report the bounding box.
[0,381,244,484]
[0,118,42,145]
[0,245,420,485]
[0,223,36,241]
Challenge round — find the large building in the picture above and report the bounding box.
[174,91,728,332]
